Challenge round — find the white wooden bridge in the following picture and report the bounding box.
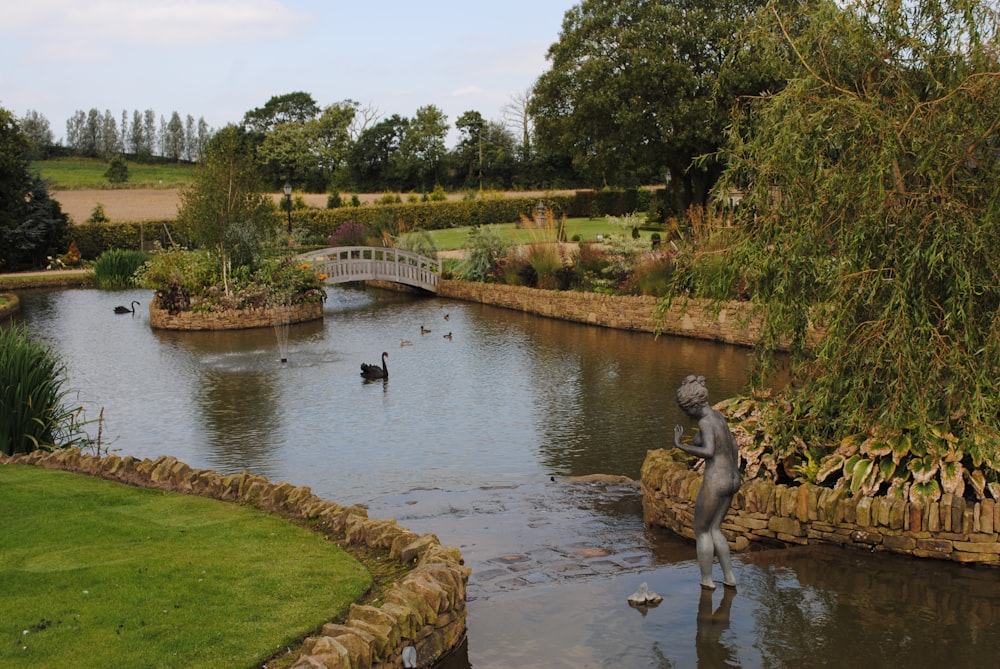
[295,246,442,293]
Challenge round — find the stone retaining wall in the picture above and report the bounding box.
[1,448,470,668]
[641,449,1000,565]
[149,301,323,331]
[436,280,767,346]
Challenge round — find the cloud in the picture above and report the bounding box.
[6,0,307,48]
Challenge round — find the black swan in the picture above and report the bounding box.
[360,352,388,380]
[114,300,140,314]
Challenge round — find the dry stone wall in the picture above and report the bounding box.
[149,301,323,331]
[436,280,767,346]
[1,448,470,668]
[641,449,1000,565]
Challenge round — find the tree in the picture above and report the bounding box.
[455,111,486,188]
[99,109,120,159]
[143,109,157,157]
[104,154,129,184]
[19,110,53,160]
[162,112,185,162]
[530,0,777,202]
[243,91,320,135]
[347,114,408,191]
[0,107,69,271]
[256,101,356,191]
[502,88,535,162]
[699,0,1000,502]
[175,125,275,293]
[395,105,448,191]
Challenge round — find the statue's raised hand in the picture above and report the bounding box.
[674,424,685,447]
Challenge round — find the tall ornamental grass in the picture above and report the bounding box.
[91,249,150,289]
[0,324,88,455]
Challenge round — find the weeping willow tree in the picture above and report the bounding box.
[690,0,1000,503]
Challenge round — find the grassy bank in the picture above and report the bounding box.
[0,465,371,669]
[33,158,197,190]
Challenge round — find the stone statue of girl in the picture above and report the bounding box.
[674,375,741,589]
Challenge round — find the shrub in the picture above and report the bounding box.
[92,249,150,289]
[87,204,110,224]
[136,246,219,310]
[327,192,342,208]
[328,221,371,247]
[624,252,677,296]
[0,324,89,455]
[526,243,563,289]
[458,225,511,282]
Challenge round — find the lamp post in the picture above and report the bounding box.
[283,181,293,236]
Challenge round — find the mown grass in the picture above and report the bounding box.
[32,158,197,190]
[0,465,372,669]
[426,217,662,251]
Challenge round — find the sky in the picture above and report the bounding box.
[1,0,579,148]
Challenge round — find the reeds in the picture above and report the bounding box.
[92,249,150,289]
[0,324,87,455]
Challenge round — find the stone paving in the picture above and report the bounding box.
[365,476,697,602]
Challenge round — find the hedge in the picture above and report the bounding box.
[63,189,654,259]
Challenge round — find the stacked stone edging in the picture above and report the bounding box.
[641,449,1000,566]
[149,301,323,331]
[0,448,470,668]
[437,280,765,346]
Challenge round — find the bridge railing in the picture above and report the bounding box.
[297,246,443,292]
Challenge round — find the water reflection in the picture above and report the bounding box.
[12,286,1000,668]
[741,545,1000,667]
[696,587,738,669]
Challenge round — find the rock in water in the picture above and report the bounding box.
[627,582,663,606]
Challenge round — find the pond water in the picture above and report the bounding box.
[12,286,1000,668]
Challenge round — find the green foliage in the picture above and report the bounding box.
[706,0,1000,500]
[395,228,437,257]
[294,195,577,243]
[136,246,219,309]
[71,219,179,260]
[175,125,276,276]
[91,249,150,289]
[103,154,129,184]
[87,203,109,223]
[0,466,371,669]
[0,324,88,455]
[458,225,512,282]
[530,0,780,202]
[0,107,71,271]
[138,249,325,312]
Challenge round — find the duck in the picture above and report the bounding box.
[443,332,453,340]
[400,339,413,347]
[420,325,431,335]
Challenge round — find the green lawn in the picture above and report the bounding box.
[0,465,371,669]
[32,158,197,190]
[427,217,664,251]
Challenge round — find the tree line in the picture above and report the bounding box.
[16,0,787,206]
[20,108,213,164]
